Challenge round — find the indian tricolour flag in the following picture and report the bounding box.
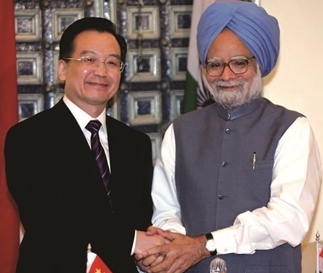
[183,0,216,113]
[317,240,323,273]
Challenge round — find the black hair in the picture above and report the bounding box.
[59,17,127,63]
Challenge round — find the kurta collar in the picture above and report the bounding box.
[214,97,264,121]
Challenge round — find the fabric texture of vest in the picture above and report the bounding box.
[173,98,303,273]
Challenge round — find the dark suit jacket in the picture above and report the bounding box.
[5,100,153,273]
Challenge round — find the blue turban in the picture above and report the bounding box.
[197,1,280,77]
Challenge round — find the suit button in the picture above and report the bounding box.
[225,128,231,134]
[221,161,228,167]
[218,194,224,200]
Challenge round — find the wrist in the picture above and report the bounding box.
[205,233,217,256]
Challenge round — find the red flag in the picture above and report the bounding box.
[0,1,20,273]
[87,251,113,273]
[87,244,113,273]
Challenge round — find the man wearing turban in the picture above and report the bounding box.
[136,2,321,273]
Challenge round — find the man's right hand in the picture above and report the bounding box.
[136,229,210,273]
[135,230,170,272]
[135,230,169,254]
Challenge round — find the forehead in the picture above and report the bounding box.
[207,28,252,59]
[73,30,121,55]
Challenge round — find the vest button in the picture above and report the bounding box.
[221,161,228,167]
[218,194,224,200]
[225,128,231,134]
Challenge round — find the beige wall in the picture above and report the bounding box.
[261,0,323,243]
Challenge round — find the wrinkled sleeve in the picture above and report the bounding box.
[151,124,186,234]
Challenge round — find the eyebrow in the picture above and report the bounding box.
[79,50,122,60]
[206,55,251,62]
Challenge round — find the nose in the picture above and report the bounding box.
[220,64,236,80]
[93,62,108,76]
[96,61,107,68]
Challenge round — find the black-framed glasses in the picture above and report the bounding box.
[205,56,255,77]
[64,55,125,73]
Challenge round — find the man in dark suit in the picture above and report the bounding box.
[5,17,162,273]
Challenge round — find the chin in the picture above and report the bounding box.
[216,91,246,109]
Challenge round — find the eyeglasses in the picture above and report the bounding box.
[64,55,125,72]
[205,56,255,77]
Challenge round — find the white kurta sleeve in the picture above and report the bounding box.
[151,124,186,234]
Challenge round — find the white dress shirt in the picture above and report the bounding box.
[151,116,322,254]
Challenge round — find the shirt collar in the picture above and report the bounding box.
[62,95,107,134]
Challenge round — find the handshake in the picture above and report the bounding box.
[134,226,211,273]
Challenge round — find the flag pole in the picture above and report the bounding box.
[316,231,320,273]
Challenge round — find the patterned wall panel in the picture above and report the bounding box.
[14,0,192,146]
[14,0,259,151]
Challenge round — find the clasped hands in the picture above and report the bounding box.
[135,226,210,273]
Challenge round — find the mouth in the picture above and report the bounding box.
[87,81,109,88]
[215,80,244,92]
[217,85,240,92]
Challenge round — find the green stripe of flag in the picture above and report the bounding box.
[183,72,198,113]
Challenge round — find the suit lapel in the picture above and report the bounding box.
[106,116,118,177]
[50,100,102,190]
[51,100,90,156]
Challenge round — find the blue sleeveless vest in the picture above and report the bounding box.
[173,98,303,273]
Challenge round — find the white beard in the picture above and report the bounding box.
[203,66,263,109]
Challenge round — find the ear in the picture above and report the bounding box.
[57,59,67,82]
